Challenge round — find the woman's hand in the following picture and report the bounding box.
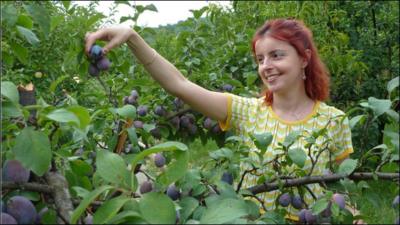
[84,26,135,56]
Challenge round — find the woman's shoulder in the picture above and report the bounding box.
[317,102,347,118]
[229,93,267,107]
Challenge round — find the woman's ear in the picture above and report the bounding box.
[302,49,311,68]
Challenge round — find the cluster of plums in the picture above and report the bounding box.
[277,192,347,224]
[88,45,111,77]
[1,160,48,224]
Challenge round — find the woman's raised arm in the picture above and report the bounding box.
[85,26,228,122]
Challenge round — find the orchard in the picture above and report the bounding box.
[1,1,399,224]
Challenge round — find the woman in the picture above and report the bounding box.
[85,19,354,222]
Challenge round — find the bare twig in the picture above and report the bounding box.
[2,181,53,194]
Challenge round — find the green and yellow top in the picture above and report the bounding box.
[219,93,353,218]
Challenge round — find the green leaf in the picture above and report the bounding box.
[209,148,233,160]
[50,15,64,32]
[158,151,189,186]
[49,75,69,93]
[127,127,138,146]
[311,198,329,215]
[179,197,199,222]
[282,131,301,148]
[143,4,158,12]
[67,105,91,130]
[245,72,258,86]
[1,81,19,103]
[250,132,273,155]
[139,192,175,224]
[93,196,131,224]
[387,76,399,94]
[10,41,28,65]
[46,108,80,127]
[70,185,114,224]
[96,150,129,186]
[367,97,392,118]
[17,14,33,29]
[24,3,51,37]
[12,127,52,176]
[130,141,188,170]
[200,198,248,224]
[1,101,23,118]
[337,159,358,176]
[288,148,307,168]
[16,25,40,45]
[1,4,18,26]
[349,115,365,129]
[116,105,136,119]
[70,160,93,176]
[62,1,71,10]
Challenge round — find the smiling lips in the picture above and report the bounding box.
[266,73,280,82]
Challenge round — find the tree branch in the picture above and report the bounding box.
[2,181,53,194]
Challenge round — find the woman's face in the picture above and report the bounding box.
[255,35,308,95]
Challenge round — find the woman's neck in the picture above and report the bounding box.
[271,91,315,121]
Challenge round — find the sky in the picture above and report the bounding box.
[73,1,232,27]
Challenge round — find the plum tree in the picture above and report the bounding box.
[2,159,30,183]
[88,63,100,77]
[137,105,148,116]
[89,45,103,61]
[96,57,110,71]
[0,212,17,224]
[154,153,166,168]
[278,193,291,207]
[6,196,37,224]
[332,193,345,209]
[140,181,153,194]
[291,195,303,209]
[221,172,233,185]
[166,184,180,201]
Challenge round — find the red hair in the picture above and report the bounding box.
[251,19,330,105]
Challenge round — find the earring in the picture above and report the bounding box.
[302,71,306,80]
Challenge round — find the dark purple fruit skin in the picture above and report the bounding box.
[154,153,166,168]
[88,63,100,76]
[221,172,233,185]
[171,116,180,130]
[332,193,345,209]
[6,196,37,224]
[393,195,399,209]
[140,181,153,194]
[150,127,161,139]
[304,209,317,224]
[180,115,191,128]
[84,214,93,224]
[137,105,148,116]
[173,98,184,110]
[222,84,233,92]
[96,57,110,71]
[90,45,103,61]
[154,105,166,116]
[127,95,137,105]
[133,120,144,129]
[212,125,222,134]
[188,124,198,135]
[2,160,30,183]
[1,213,17,224]
[130,90,139,99]
[278,193,291,207]
[291,195,303,209]
[203,117,213,130]
[298,209,307,223]
[166,184,180,201]
[320,201,332,218]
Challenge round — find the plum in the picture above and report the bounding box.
[133,120,144,129]
[154,105,166,116]
[150,127,161,139]
[203,117,213,130]
[6,196,37,224]
[180,115,191,128]
[0,212,17,224]
[278,193,291,207]
[222,84,233,92]
[90,45,103,61]
[2,159,30,183]
[320,201,332,218]
[171,116,180,130]
[88,63,100,77]
[298,209,307,224]
[166,184,180,201]
[96,57,110,71]
[291,195,303,209]
[154,153,166,168]
[140,181,153,194]
[221,172,233,185]
[130,90,139,99]
[84,214,93,224]
[173,97,184,110]
[137,105,148,116]
[188,124,198,135]
[212,125,222,134]
[332,193,345,209]
[127,95,137,105]
[304,209,317,224]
